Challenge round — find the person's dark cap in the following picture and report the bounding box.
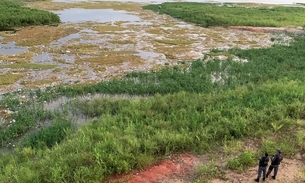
[265,152,268,157]
[277,149,282,153]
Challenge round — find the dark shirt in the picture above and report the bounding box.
[271,154,283,165]
[259,156,269,167]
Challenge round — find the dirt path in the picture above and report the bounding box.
[106,153,305,183]
[212,158,305,183]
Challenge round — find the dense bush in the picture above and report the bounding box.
[143,2,305,27]
[0,0,60,30]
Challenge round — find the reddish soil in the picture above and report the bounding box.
[105,153,203,183]
[105,152,305,183]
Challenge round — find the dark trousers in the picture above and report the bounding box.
[257,166,267,179]
[267,165,279,177]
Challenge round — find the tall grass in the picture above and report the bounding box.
[0,98,54,147]
[0,79,305,182]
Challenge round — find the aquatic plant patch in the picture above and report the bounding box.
[0,62,56,70]
[3,26,79,46]
[92,25,126,34]
[76,54,145,67]
[0,74,23,86]
[21,79,59,88]
[0,52,33,63]
[155,39,194,45]
[62,44,100,55]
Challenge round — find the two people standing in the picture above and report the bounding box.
[255,149,283,182]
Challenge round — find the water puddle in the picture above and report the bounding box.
[55,8,141,23]
[61,54,75,63]
[0,38,28,55]
[51,29,104,48]
[138,51,164,62]
[33,52,53,63]
[58,33,80,42]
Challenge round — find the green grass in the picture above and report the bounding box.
[1,3,305,182]
[143,2,305,28]
[0,0,60,30]
[1,79,305,182]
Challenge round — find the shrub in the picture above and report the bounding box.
[0,0,60,30]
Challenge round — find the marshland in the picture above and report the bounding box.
[0,0,305,182]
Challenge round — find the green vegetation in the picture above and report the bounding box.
[1,3,305,183]
[37,36,305,99]
[143,2,305,27]
[194,160,226,182]
[0,35,305,182]
[226,150,256,172]
[0,99,54,147]
[22,118,72,149]
[0,0,60,30]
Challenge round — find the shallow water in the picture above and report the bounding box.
[33,53,54,63]
[55,8,141,23]
[52,0,305,5]
[0,41,28,55]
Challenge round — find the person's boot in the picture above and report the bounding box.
[254,178,259,182]
[271,175,276,179]
[262,178,265,181]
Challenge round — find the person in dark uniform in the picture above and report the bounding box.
[266,149,283,179]
[254,152,269,182]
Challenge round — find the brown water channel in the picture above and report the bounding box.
[0,0,290,96]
